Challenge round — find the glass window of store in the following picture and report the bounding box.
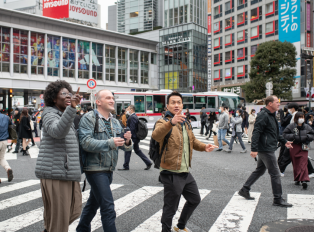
[92,43,103,80]
[118,47,127,82]
[105,45,116,81]
[62,38,75,78]
[141,51,149,84]
[31,32,45,74]
[130,49,138,83]
[13,29,27,74]
[47,35,60,76]
[78,40,90,79]
[0,27,10,72]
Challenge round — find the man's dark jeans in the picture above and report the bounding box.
[76,172,117,232]
[242,151,282,199]
[123,139,152,169]
[14,138,21,152]
[160,173,201,232]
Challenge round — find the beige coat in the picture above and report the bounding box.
[248,114,257,142]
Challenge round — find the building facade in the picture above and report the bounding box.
[0,8,158,112]
[113,0,163,34]
[159,0,208,92]
[211,0,310,101]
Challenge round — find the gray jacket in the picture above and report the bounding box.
[218,112,229,129]
[35,106,81,182]
[231,116,243,133]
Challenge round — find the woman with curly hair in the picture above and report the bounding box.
[35,80,82,232]
[19,108,32,156]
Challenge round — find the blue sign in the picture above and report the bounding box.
[40,103,45,107]
[279,0,300,43]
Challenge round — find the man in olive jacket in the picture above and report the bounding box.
[152,91,217,232]
[238,95,293,207]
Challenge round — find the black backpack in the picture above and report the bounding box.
[136,116,148,140]
[148,117,172,169]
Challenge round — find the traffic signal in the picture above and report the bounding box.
[9,89,13,98]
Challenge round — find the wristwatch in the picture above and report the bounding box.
[170,118,176,126]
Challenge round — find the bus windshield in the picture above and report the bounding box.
[219,96,240,111]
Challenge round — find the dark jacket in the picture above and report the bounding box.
[185,112,191,121]
[0,114,12,141]
[207,113,217,130]
[74,114,82,130]
[19,116,32,139]
[283,123,314,145]
[127,113,139,141]
[13,113,20,134]
[200,112,207,123]
[279,110,292,128]
[251,107,287,152]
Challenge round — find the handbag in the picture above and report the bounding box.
[302,144,310,151]
[30,119,34,131]
[8,124,18,140]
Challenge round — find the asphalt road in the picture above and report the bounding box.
[0,128,313,232]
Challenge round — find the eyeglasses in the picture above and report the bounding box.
[60,92,73,97]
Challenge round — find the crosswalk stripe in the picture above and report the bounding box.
[208,191,261,232]
[0,189,42,210]
[131,189,211,232]
[0,178,8,183]
[5,153,17,160]
[68,186,163,231]
[0,184,123,232]
[141,140,150,144]
[0,180,40,195]
[4,145,39,160]
[287,194,314,219]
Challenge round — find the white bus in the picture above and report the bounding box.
[81,90,244,123]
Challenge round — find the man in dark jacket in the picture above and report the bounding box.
[279,107,292,135]
[200,107,207,135]
[238,95,293,207]
[12,109,21,154]
[119,105,152,170]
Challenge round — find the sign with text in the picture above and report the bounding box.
[307,3,311,31]
[43,0,69,19]
[208,15,211,34]
[207,0,211,14]
[279,0,300,43]
[222,86,241,96]
[307,33,311,47]
[69,0,99,24]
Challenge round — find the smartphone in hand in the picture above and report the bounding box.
[120,127,130,141]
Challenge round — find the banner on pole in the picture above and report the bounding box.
[305,87,309,100]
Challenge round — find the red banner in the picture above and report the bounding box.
[307,33,311,47]
[43,0,69,19]
[208,15,211,34]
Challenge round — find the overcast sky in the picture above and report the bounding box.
[99,1,116,29]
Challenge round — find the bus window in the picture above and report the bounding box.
[134,96,145,112]
[154,95,166,113]
[208,97,216,108]
[183,96,193,110]
[219,96,239,111]
[146,96,153,113]
[194,96,207,109]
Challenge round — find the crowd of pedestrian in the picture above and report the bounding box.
[2,80,314,231]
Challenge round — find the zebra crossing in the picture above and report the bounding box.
[5,144,39,160]
[0,179,313,232]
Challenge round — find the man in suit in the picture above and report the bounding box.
[119,105,152,171]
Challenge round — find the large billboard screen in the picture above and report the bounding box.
[43,0,69,19]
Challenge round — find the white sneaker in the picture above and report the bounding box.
[280,173,284,177]
[172,226,191,232]
[309,173,314,178]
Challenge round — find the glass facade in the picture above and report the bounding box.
[117,0,158,34]
[159,24,207,92]
[0,26,154,86]
[47,35,60,76]
[62,38,75,78]
[31,32,45,74]
[13,29,27,74]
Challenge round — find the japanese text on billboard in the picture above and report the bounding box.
[279,0,300,43]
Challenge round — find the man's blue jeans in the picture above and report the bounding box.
[76,172,117,232]
[218,129,230,149]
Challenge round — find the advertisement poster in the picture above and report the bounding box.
[208,15,211,34]
[69,0,99,24]
[293,80,300,94]
[43,0,69,19]
[165,72,178,89]
[207,0,211,14]
[307,3,311,31]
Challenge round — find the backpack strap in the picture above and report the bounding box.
[93,109,99,134]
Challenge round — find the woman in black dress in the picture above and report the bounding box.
[205,112,218,139]
[19,108,32,155]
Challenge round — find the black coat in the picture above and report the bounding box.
[127,113,138,141]
[283,123,314,145]
[185,112,191,120]
[13,113,20,133]
[207,113,217,130]
[200,112,207,123]
[279,111,292,128]
[251,108,286,152]
[19,116,32,139]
